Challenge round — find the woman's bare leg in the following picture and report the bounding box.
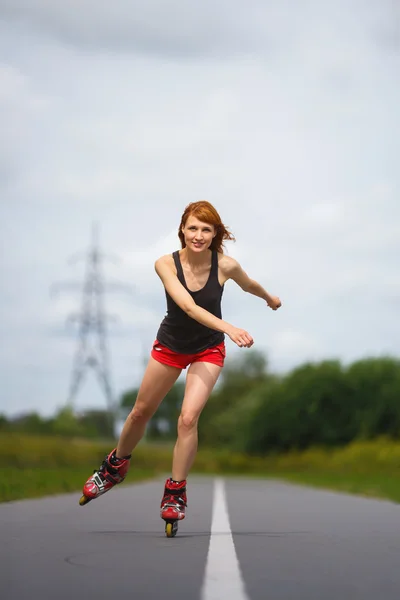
[116,357,181,457]
[171,361,222,481]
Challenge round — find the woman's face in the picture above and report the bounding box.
[182,215,216,252]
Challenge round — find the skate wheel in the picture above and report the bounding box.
[79,494,91,506]
[165,521,178,538]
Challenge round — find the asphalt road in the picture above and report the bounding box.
[2,476,400,600]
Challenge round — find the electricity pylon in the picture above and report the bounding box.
[51,222,133,428]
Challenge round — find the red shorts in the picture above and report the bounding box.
[151,339,226,369]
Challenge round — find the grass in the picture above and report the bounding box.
[1,433,400,504]
[254,470,400,504]
[0,433,163,502]
[1,467,156,503]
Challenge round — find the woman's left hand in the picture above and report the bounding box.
[266,295,282,310]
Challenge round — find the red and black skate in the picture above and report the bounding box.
[79,448,131,506]
[160,478,187,537]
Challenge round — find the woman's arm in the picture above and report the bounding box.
[221,257,281,310]
[154,256,253,347]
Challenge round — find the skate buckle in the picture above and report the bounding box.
[93,473,106,491]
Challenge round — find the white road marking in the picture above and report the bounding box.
[201,478,249,600]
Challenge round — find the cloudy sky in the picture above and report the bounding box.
[1,1,399,418]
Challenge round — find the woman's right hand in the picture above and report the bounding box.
[226,326,254,348]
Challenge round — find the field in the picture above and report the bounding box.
[2,434,400,503]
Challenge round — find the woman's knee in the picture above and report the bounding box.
[128,402,153,425]
[178,411,199,433]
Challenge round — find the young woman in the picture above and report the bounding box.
[80,201,281,535]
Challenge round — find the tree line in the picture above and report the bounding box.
[2,351,400,454]
[207,352,400,453]
[0,407,115,439]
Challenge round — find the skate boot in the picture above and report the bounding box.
[160,478,187,537]
[79,448,131,506]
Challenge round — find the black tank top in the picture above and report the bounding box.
[156,250,225,353]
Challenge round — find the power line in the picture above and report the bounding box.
[51,222,133,428]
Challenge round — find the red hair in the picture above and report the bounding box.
[178,200,235,253]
